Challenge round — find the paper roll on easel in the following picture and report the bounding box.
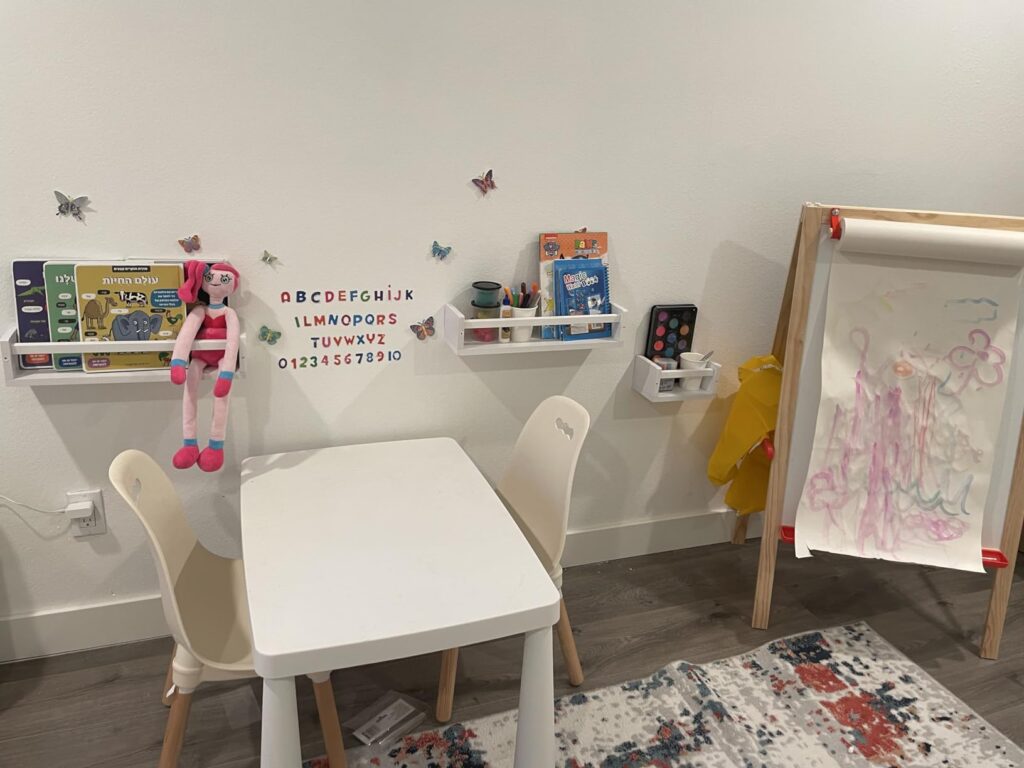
[838,218,1024,267]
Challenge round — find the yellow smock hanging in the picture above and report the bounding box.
[707,354,782,515]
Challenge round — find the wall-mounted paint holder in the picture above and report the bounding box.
[1,327,246,386]
[442,302,627,356]
[631,354,720,402]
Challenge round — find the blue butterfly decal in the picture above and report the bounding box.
[258,325,282,345]
[431,241,452,260]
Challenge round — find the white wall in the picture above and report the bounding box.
[2,1,1023,659]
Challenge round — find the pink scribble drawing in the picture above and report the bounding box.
[804,327,1006,558]
[946,329,1006,394]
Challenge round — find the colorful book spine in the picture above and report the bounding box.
[551,257,612,341]
[12,260,52,369]
[75,263,185,372]
[43,262,83,370]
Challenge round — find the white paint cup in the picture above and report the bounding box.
[511,305,538,342]
[679,352,708,391]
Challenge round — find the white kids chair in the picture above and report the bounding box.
[435,395,591,722]
[108,450,347,768]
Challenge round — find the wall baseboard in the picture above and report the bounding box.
[0,595,167,664]
[562,507,762,567]
[1,509,762,662]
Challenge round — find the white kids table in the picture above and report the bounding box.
[240,438,561,766]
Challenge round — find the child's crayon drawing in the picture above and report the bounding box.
[795,255,1020,573]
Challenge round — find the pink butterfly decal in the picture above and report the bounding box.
[410,316,435,341]
[472,169,496,195]
[178,234,201,253]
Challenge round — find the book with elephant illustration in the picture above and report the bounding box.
[74,263,185,372]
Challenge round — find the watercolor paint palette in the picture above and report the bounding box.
[644,304,697,359]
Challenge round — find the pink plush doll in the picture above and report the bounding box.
[170,260,241,472]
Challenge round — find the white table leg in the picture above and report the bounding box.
[262,676,302,767]
[513,625,555,767]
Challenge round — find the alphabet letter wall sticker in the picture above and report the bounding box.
[276,284,417,372]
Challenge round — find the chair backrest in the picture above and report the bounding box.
[108,449,198,650]
[497,396,591,573]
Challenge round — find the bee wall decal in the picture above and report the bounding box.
[55,191,89,221]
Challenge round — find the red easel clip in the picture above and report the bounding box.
[829,208,841,239]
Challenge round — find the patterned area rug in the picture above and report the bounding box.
[304,622,1022,767]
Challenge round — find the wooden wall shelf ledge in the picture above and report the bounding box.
[631,355,720,402]
[442,302,626,356]
[1,327,246,387]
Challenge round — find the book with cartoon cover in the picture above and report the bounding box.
[538,232,608,339]
[75,263,186,372]
[551,257,612,341]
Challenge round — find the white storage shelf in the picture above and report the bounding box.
[442,302,626,356]
[1,327,244,386]
[632,354,721,402]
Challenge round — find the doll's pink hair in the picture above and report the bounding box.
[179,260,240,303]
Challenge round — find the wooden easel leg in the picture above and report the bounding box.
[751,514,781,629]
[980,566,1018,659]
[980,421,1024,659]
[752,205,824,630]
[731,515,750,545]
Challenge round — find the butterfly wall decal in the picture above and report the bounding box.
[431,241,452,260]
[54,191,89,221]
[410,316,435,341]
[258,325,282,345]
[261,250,279,266]
[472,169,496,195]
[178,235,201,253]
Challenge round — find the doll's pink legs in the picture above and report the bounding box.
[197,385,231,473]
[172,360,206,469]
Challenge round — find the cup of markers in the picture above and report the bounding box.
[503,282,539,343]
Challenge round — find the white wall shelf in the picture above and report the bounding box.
[1,327,245,387]
[632,354,720,402]
[442,302,626,356]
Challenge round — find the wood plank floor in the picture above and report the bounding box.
[0,541,1021,767]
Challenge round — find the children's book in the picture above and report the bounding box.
[538,232,608,339]
[75,263,186,372]
[12,260,52,369]
[43,262,83,370]
[551,257,612,340]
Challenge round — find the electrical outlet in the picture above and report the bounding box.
[67,490,106,537]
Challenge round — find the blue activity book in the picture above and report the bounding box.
[551,258,612,340]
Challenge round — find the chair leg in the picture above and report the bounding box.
[158,689,193,768]
[556,599,584,686]
[161,646,176,707]
[435,648,459,723]
[310,674,348,768]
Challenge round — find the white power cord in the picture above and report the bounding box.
[0,493,65,515]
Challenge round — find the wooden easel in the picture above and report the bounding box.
[749,203,1024,659]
